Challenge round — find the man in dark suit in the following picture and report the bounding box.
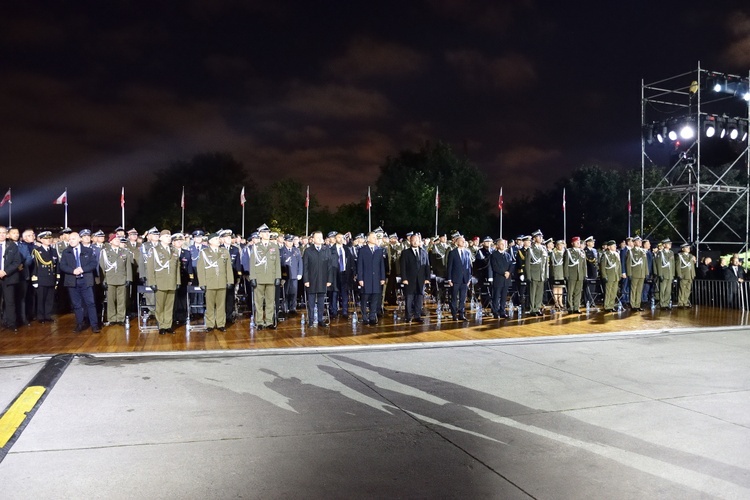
[302,231,333,327]
[723,256,746,308]
[329,231,355,319]
[59,231,101,333]
[399,233,431,323]
[0,225,24,331]
[446,235,472,321]
[489,238,515,319]
[357,231,386,326]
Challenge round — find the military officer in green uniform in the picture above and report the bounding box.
[563,236,586,314]
[654,238,675,309]
[197,232,233,331]
[99,235,133,325]
[626,236,647,311]
[599,240,621,312]
[525,230,548,316]
[147,229,180,334]
[248,224,281,329]
[675,243,696,308]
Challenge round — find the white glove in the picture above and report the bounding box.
[488,278,493,282]
[520,275,525,282]
[297,275,302,280]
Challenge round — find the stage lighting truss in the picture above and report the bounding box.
[641,64,750,258]
[644,115,748,144]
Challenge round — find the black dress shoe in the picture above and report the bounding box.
[218,327,226,332]
[92,325,101,333]
[369,319,378,326]
[166,328,174,334]
[206,327,214,332]
[451,316,458,321]
[73,324,86,333]
[413,318,424,324]
[341,313,349,319]
[458,315,467,321]
[267,324,277,330]
[318,321,328,327]
[257,325,265,330]
[158,329,166,335]
[308,322,315,327]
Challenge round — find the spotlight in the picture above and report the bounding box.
[739,120,748,142]
[703,116,716,138]
[727,119,739,140]
[716,116,727,139]
[643,124,654,145]
[712,75,726,92]
[667,120,678,141]
[655,123,666,143]
[679,121,695,140]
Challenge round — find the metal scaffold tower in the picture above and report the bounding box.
[641,62,750,259]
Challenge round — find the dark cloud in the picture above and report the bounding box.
[326,37,430,81]
[445,50,537,91]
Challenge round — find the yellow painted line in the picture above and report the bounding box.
[0,386,46,448]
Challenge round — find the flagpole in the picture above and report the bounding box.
[628,189,632,237]
[499,187,503,238]
[121,187,125,229]
[7,188,11,227]
[367,186,372,232]
[181,186,185,233]
[562,188,567,243]
[64,187,68,229]
[305,185,310,236]
[434,186,439,236]
[241,186,246,237]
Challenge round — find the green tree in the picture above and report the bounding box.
[133,152,263,233]
[374,141,489,236]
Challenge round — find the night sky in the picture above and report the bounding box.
[2,1,749,229]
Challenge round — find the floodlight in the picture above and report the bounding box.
[703,116,716,138]
[727,119,739,140]
[679,122,695,140]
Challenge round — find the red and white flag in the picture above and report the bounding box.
[53,190,67,205]
[366,186,371,210]
[627,189,632,214]
[562,188,566,212]
[240,186,246,207]
[305,185,310,208]
[120,187,125,209]
[435,186,440,209]
[0,188,10,208]
[690,194,695,213]
[498,187,503,211]
[180,187,185,209]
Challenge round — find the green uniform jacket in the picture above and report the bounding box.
[626,247,647,279]
[147,244,180,290]
[247,242,282,284]
[599,250,621,282]
[675,252,696,279]
[562,248,586,281]
[549,250,565,281]
[99,247,133,286]
[654,249,675,280]
[197,246,233,289]
[525,244,548,281]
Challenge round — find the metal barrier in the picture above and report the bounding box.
[692,279,750,310]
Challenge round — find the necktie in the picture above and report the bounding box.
[338,246,344,271]
[75,247,81,267]
[414,248,418,259]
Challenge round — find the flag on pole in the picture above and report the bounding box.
[366,186,371,210]
[498,187,503,211]
[305,185,310,208]
[690,194,695,213]
[627,189,632,214]
[562,188,566,212]
[0,188,10,207]
[120,187,125,209]
[180,186,185,209]
[435,186,440,209]
[240,186,246,207]
[53,190,67,205]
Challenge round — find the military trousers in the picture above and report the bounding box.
[658,275,673,307]
[677,278,693,307]
[106,284,127,323]
[204,288,227,328]
[154,289,175,329]
[566,278,583,312]
[528,278,544,313]
[254,283,276,326]
[629,278,644,309]
[603,278,618,310]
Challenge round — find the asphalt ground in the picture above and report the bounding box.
[0,327,749,499]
